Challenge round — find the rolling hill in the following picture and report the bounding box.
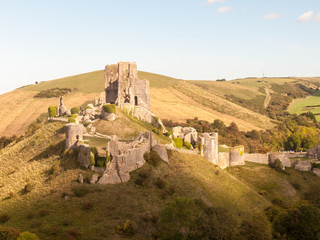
[1,118,320,239]
[0,70,272,137]
[1,68,320,137]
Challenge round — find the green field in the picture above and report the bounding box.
[288,91,320,120]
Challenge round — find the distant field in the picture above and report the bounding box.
[288,91,320,120]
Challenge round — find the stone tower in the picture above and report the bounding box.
[66,123,83,149]
[203,132,218,164]
[104,62,150,111]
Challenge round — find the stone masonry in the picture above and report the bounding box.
[105,62,150,111]
[203,132,218,164]
[66,123,83,149]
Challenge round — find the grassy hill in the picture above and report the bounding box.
[1,68,320,137]
[1,118,320,239]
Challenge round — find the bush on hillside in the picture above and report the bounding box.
[68,117,76,123]
[238,214,272,240]
[158,197,238,239]
[273,202,320,240]
[35,88,72,98]
[152,128,159,135]
[48,106,57,117]
[103,104,116,114]
[0,213,10,223]
[144,150,162,167]
[0,227,21,240]
[184,141,192,150]
[18,232,39,240]
[90,152,95,167]
[71,107,79,114]
[272,159,283,172]
[173,137,183,149]
[164,131,173,137]
[116,220,137,236]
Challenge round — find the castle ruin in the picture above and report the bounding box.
[105,62,150,111]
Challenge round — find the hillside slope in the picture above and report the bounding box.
[0,69,277,136]
[0,120,272,239]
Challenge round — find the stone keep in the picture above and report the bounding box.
[105,62,150,111]
[66,123,83,149]
[203,133,218,164]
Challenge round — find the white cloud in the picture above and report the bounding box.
[264,13,281,20]
[218,6,231,13]
[315,12,320,22]
[297,11,314,22]
[206,0,226,4]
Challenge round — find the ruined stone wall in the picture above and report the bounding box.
[133,78,150,110]
[98,132,157,184]
[105,62,151,111]
[218,152,229,169]
[133,106,155,124]
[203,132,218,164]
[243,153,269,164]
[104,64,119,104]
[66,123,83,149]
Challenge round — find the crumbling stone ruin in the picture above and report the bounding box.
[173,127,198,147]
[307,145,320,158]
[105,62,150,110]
[268,153,291,170]
[202,133,219,164]
[104,62,156,124]
[66,123,83,149]
[59,61,320,185]
[229,146,245,166]
[57,96,71,116]
[98,132,168,184]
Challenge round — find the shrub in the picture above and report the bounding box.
[199,143,203,152]
[0,227,21,240]
[273,202,320,240]
[49,160,60,175]
[272,159,283,172]
[35,88,72,98]
[116,220,136,236]
[62,219,72,226]
[154,177,166,189]
[90,152,95,166]
[68,117,76,123]
[38,209,49,217]
[238,214,272,240]
[184,141,192,150]
[0,213,10,223]
[18,232,39,240]
[83,202,93,210]
[144,150,162,167]
[48,106,57,117]
[103,104,116,114]
[65,229,79,240]
[24,183,33,193]
[152,128,159,135]
[173,137,183,149]
[164,131,173,137]
[26,212,34,219]
[72,187,90,197]
[70,107,79,114]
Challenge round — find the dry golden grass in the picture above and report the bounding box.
[0,90,96,136]
[151,87,264,131]
[0,71,280,137]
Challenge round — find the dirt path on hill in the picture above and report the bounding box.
[264,85,271,108]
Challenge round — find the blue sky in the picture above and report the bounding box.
[0,0,319,94]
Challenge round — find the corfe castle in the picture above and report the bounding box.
[51,62,320,184]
